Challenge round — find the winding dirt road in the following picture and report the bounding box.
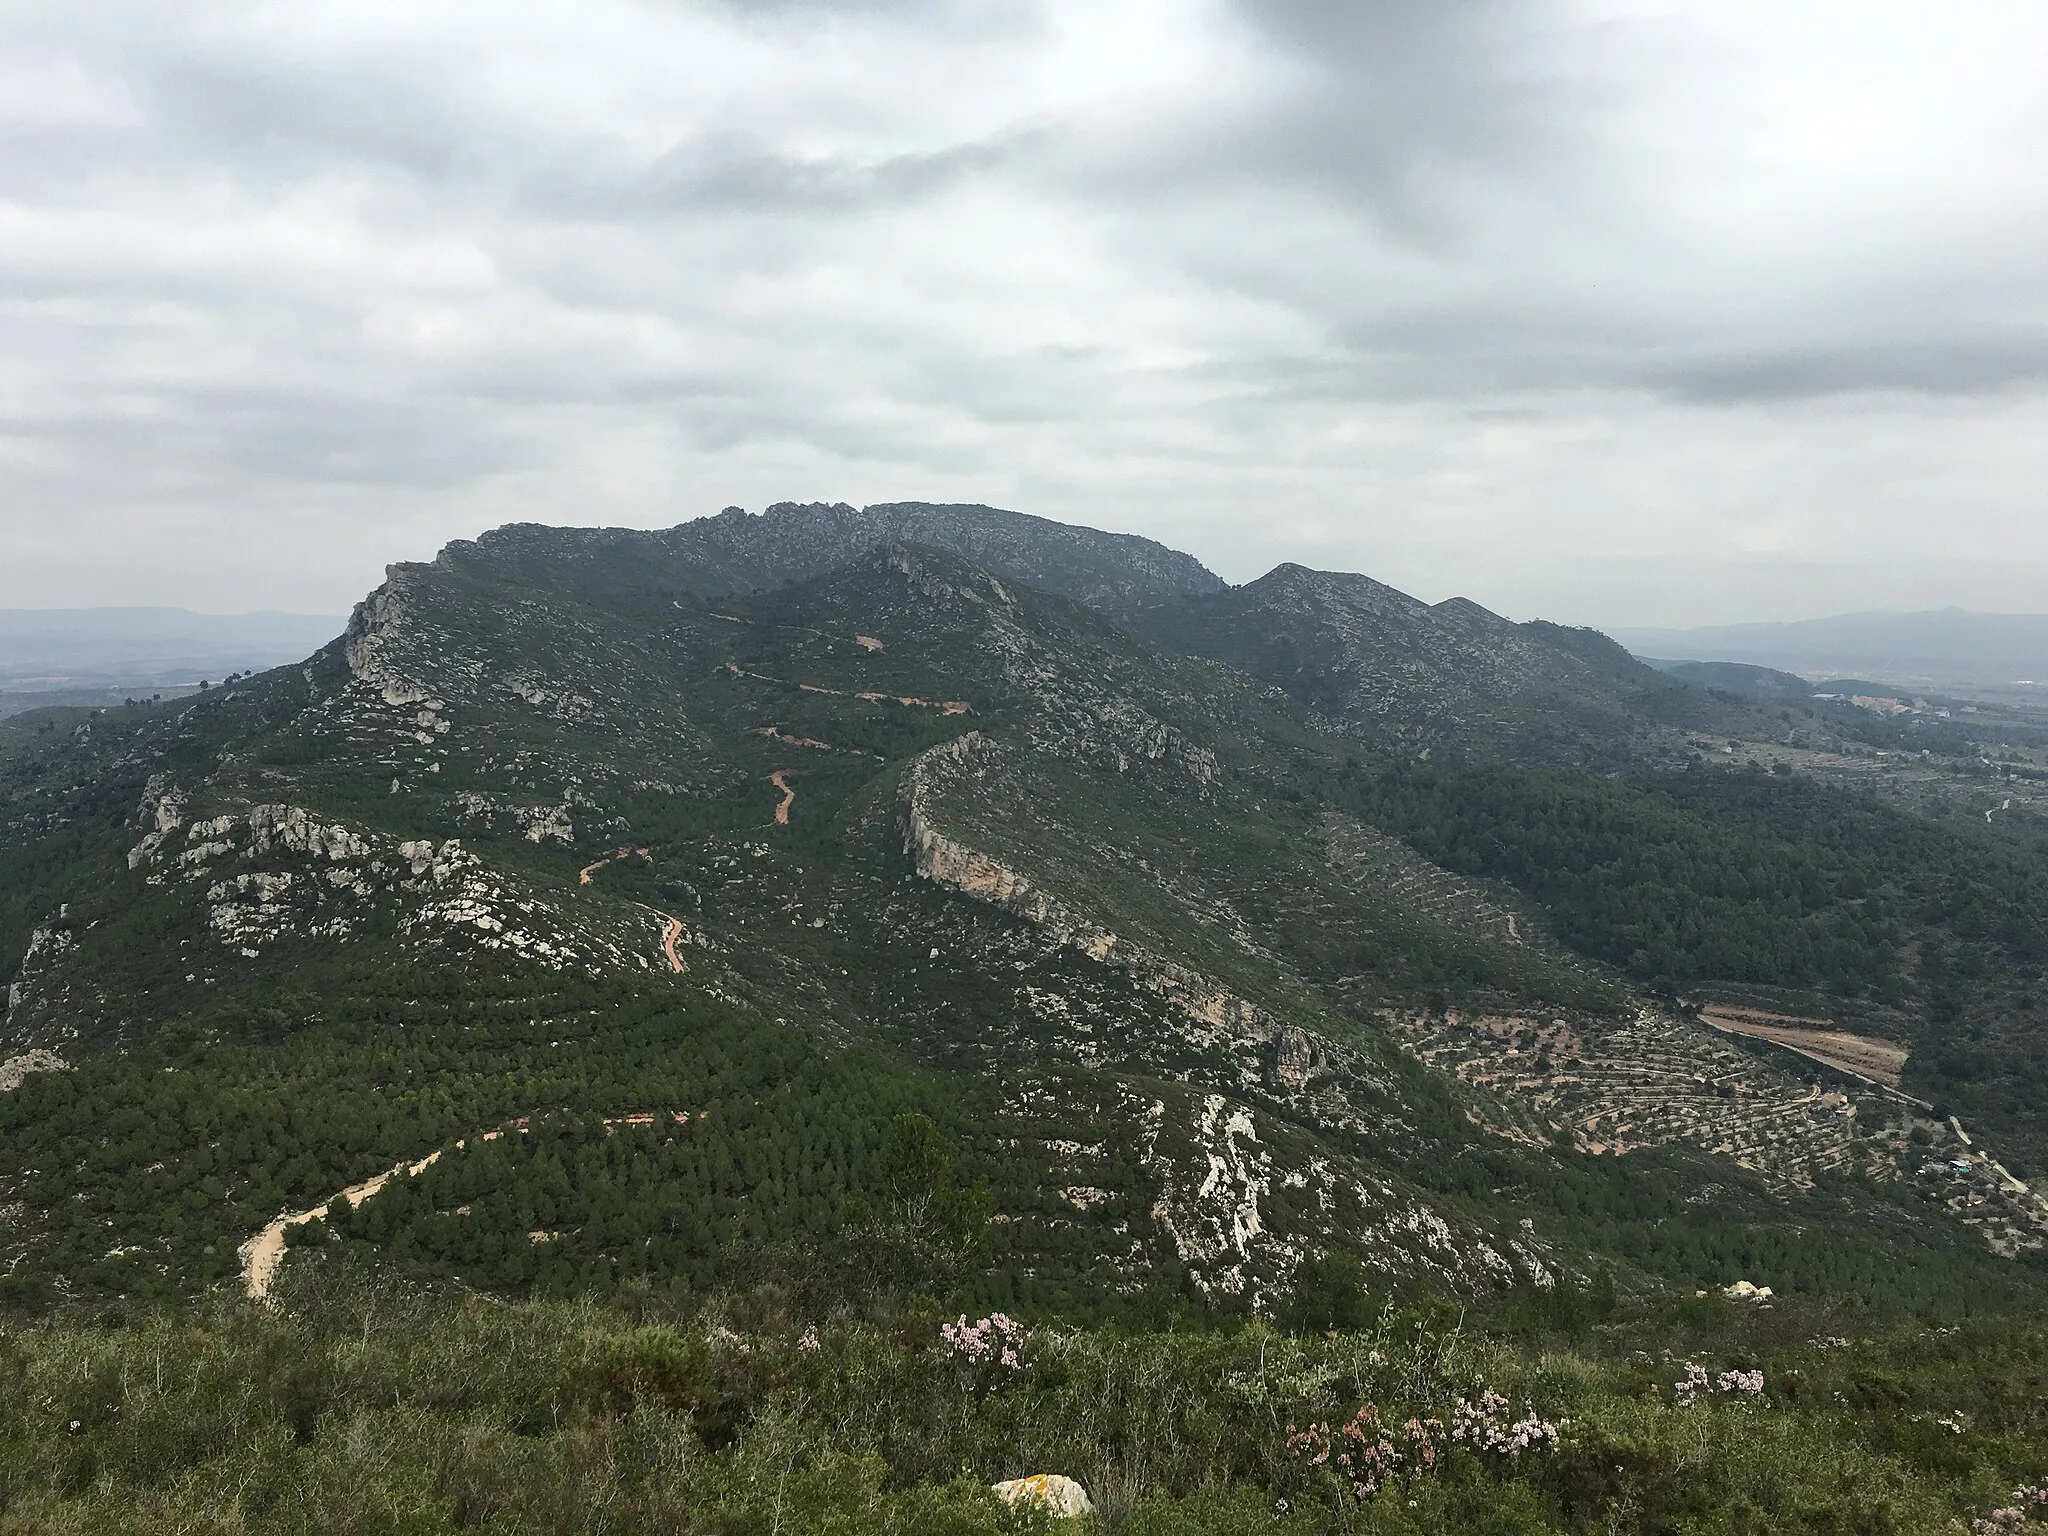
[1700,1006,1910,1090]
[240,1111,692,1299]
[239,1150,446,1300]
[771,770,796,825]
[579,846,650,885]
[655,911,686,972]
[756,726,832,750]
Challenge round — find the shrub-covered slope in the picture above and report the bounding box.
[4,504,2047,1322]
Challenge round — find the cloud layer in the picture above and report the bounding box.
[2,0,2045,624]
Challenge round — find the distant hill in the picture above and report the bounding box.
[1145,564,1771,765]
[1640,659,1819,700]
[0,608,343,715]
[1609,609,2048,691]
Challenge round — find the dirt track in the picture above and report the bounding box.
[723,662,969,715]
[239,1150,446,1300]
[579,846,650,885]
[771,770,795,825]
[241,1111,691,1298]
[656,912,686,972]
[1701,1006,1909,1088]
[756,726,832,750]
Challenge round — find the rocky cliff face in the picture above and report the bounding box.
[901,731,1272,1064]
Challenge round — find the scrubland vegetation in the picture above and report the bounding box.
[7,1269,2048,1534]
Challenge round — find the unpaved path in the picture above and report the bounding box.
[756,726,833,750]
[722,662,969,715]
[579,846,650,885]
[241,1111,691,1298]
[771,770,796,825]
[655,911,686,972]
[240,1149,447,1300]
[695,607,882,652]
[1701,1006,1909,1089]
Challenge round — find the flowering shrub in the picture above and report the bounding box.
[1974,1485,2048,1532]
[1285,1403,1443,1502]
[797,1325,821,1354]
[1451,1388,1562,1456]
[939,1313,1028,1369]
[1672,1363,1764,1405]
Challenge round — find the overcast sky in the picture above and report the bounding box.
[3,0,2045,627]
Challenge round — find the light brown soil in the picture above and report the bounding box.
[655,911,686,973]
[239,1149,446,1300]
[771,770,795,825]
[579,846,651,885]
[242,1111,692,1297]
[1701,1005,1909,1088]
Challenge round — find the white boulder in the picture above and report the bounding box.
[992,1474,1093,1519]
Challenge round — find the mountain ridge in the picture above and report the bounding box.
[4,502,2045,1319]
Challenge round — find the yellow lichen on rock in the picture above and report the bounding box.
[991,1474,1093,1518]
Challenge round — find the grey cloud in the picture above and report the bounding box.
[1102,0,1598,246]
[581,128,1042,216]
[1,0,2046,621]
[1645,336,2048,403]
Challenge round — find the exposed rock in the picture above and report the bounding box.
[344,573,438,708]
[1273,1026,1329,1091]
[991,1475,1093,1519]
[1145,1094,1270,1295]
[0,1048,66,1092]
[902,733,1274,1053]
[248,804,372,861]
[522,804,574,843]
[5,922,75,1016]
[140,774,185,833]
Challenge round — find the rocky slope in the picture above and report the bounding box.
[1144,563,1780,764]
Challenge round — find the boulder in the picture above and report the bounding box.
[991,1474,1093,1519]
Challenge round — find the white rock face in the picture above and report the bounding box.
[522,804,574,843]
[140,774,186,834]
[248,804,371,861]
[0,1048,67,1092]
[991,1475,1093,1519]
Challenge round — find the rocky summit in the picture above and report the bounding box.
[4,501,2048,1315]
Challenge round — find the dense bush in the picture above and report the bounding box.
[6,1271,2048,1533]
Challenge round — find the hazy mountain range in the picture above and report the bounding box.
[0,607,343,716]
[1610,609,2048,691]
